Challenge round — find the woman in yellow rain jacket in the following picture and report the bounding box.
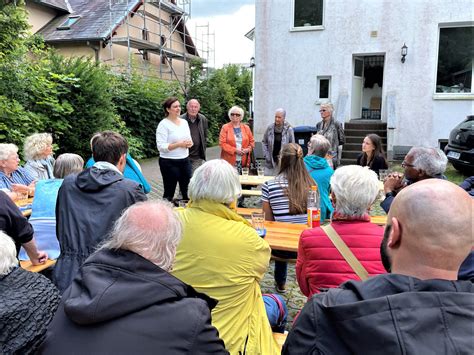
[172,159,279,355]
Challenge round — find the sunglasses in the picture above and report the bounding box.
[230,113,241,117]
[319,109,327,112]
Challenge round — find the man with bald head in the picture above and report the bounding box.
[284,179,473,354]
[40,200,226,353]
[181,99,208,173]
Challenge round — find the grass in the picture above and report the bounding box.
[388,162,469,185]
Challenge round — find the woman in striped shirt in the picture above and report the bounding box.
[261,143,313,292]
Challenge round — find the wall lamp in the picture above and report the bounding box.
[249,56,255,68]
[401,43,408,63]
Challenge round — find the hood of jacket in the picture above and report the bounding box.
[62,248,217,325]
[304,155,329,170]
[320,274,474,353]
[75,167,124,192]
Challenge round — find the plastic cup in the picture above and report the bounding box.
[251,211,266,237]
[257,167,265,177]
[241,167,249,179]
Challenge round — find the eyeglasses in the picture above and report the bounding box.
[319,109,327,112]
[230,113,241,117]
[401,161,415,168]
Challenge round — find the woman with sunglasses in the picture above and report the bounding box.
[316,102,345,168]
[219,106,255,173]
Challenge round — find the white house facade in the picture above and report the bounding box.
[253,0,473,159]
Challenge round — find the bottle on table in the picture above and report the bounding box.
[307,185,321,228]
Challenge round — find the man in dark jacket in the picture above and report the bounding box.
[381,146,447,213]
[52,131,147,293]
[181,99,208,173]
[0,190,47,264]
[40,201,227,354]
[283,179,473,354]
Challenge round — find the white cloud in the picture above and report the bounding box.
[188,5,255,68]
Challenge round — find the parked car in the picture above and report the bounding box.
[444,115,474,174]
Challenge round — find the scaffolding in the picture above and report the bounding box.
[106,0,210,93]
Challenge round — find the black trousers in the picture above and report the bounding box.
[159,157,192,201]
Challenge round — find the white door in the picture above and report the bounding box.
[351,57,364,119]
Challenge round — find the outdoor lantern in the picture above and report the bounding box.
[250,57,255,68]
[401,43,408,63]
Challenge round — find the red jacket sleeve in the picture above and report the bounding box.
[296,231,311,297]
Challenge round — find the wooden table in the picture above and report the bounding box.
[15,197,33,218]
[264,221,308,252]
[20,259,56,273]
[239,175,274,186]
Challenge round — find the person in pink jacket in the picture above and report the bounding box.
[297,165,386,297]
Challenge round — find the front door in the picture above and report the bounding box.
[351,57,364,119]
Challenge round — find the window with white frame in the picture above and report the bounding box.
[436,25,473,94]
[317,76,331,101]
[293,0,323,29]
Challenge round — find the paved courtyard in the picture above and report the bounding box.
[138,147,386,327]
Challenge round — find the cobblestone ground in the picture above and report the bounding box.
[139,148,387,329]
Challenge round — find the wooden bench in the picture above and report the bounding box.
[241,189,262,197]
[20,259,56,273]
[273,331,288,350]
[236,207,263,217]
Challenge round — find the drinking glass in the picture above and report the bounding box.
[379,169,388,182]
[257,166,265,178]
[241,167,249,179]
[251,211,265,237]
[16,191,29,204]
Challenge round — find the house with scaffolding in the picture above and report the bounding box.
[25,0,202,92]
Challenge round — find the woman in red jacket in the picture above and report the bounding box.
[219,106,255,174]
[297,165,386,298]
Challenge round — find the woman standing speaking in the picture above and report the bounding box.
[156,97,193,202]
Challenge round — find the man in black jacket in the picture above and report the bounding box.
[0,190,47,264]
[283,179,473,354]
[39,200,227,354]
[52,131,147,293]
[181,99,208,173]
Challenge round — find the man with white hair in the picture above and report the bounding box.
[296,165,385,298]
[284,179,473,353]
[172,159,280,354]
[0,231,59,354]
[40,201,226,354]
[262,108,295,175]
[381,146,447,212]
[181,98,208,173]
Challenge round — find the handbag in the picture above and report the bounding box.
[321,224,369,281]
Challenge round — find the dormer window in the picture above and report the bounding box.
[57,16,81,30]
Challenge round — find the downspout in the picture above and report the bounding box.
[86,41,100,63]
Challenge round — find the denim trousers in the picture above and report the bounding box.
[272,250,298,285]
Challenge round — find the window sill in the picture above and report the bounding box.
[290,25,325,32]
[432,93,474,100]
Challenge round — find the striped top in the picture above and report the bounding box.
[0,167,35,190]
[261,176,307,224]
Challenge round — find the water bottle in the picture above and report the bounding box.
[307,185,321,228]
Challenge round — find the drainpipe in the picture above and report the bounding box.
[86,41,100,63]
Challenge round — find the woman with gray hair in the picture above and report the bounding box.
[19,153,84,261]
[0,231,59,354]
[23,132,55,180]
[304,134,334,221]
[219,105,255,174]
[0,143,36,201]
[262,108,295,175]
[172,159,281,354]
[316,102,345,168]
[296,165,385,298]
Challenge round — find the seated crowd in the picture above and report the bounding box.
[0,102,472,353]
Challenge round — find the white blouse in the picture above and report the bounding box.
[156,118,192,159]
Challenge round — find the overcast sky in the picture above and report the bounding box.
[187,0,255,68]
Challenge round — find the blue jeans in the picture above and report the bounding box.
[273,250,298,285]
